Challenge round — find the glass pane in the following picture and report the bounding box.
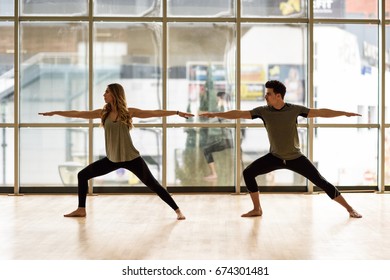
[241,127,308,187]
[241,23,307,122]
[0,128,14,187]
[168,0,234,17]
[0,22,14,123]
[167,127,235,187]
[386,26,390,122]
[241,0,307,18]
[314,0,378,19]
[313,128,377,187]
[168,23,236,124]
[387,0,390,19]
[93,23,162,125]
[0,0,13,16]
[385,129,390,186]
[95,0,161,17]
[20,22,88,123]
[93,127,162,187]
[21,0,88,16]
[314,24,378,124]
[20,128,89,186]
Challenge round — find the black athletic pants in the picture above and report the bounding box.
[77,156,179,210]
[203,140,229,163]
[243,153,341,199]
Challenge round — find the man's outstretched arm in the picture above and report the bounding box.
[308,108,361,118]
[199,110,252,119]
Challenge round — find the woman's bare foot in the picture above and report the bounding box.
[241,209,263,217]
[349,209,362,218]
[64,207,86,217]
[175,209,186,220]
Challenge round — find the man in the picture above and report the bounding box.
[200,80,362,218]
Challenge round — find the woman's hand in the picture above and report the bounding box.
[177,111,194,119]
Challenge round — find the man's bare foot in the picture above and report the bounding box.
[175,209,186,220]
[241,209,263,217]
[349,209,362,218]
[64,208,86,217]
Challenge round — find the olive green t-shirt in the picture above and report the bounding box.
[104,118,140,162]
[250,103,310,160]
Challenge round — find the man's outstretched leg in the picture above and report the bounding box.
[287,156,362,219]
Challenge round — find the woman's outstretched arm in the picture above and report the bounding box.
[39,109,102,119]
[129,108,194,119]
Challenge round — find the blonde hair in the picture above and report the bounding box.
[101,83,133,129]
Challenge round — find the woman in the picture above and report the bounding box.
[39,83,192,220]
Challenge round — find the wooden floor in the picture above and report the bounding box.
[0,192,389,260]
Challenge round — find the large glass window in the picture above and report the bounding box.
[386,25,390,188]
[313,24,378,124]
[314,0,378,19]
[167,127,235,187]
[20,128,88,187]
[387,0,390,19]
[0,22,13,123]
[0,21,14,191]
[241,0,307,18]
[167,22,236,188]
[21,0,88,16]
[168,0,235,17]
[168,22,236,123]
[0,128,13,188]
[2,0,387,193]
[386,26,390,123]
[95,0,161,17]
[0,0,13,16]
[20,22,89,124]
[93,22,162,125]
[313,128,377,187]
[240,23,307,120]
[385,129,390,189]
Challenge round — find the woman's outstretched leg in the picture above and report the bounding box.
[125,157,186,220]
[333,195,362,218]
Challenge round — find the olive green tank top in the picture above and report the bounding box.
[104,118,140,162]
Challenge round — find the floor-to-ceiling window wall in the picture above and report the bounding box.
[0,1,14,193]
[0,0,388,194]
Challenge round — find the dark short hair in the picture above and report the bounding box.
[217,91,225,98]
[265,80,286,99]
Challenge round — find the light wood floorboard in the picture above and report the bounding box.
[0,193,389,260]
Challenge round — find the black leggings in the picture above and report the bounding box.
[243,153,341,199]
[77,156,179,210]
[203,140,229,163]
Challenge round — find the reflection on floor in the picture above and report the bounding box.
[0,192,389,260]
